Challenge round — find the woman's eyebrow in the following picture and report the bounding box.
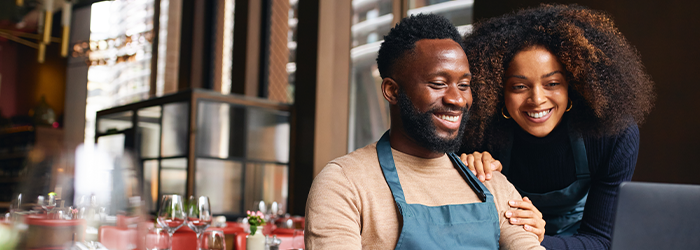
[505,74,527,80]
[542,70,565,78]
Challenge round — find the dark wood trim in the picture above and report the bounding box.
[186,92,196,197]
[96,89,290,119]
[188,0,216,90]
[230,0,250,95]
[258,0,272,98]
[178,0,195,91]
[231,0,262,97]
[149,0,161,98]
[288,0,320,216]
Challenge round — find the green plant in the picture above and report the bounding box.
[247,211,266,235]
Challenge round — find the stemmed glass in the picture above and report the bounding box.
[199,230,225,250]
[38,195,56,215]
[157,195,186,249]
[187,196,212,250]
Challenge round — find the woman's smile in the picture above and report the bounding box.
[523,108,553,122]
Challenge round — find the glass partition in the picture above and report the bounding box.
[143,159,159,211]
[95,89,291,217]
[196,101,232,159]
[244,162,289,213]
[138,106,162,158]
[195,159,243,214]
[246,107,290,163]
[160,158,187,196]
[97,110,133,134]
[161,102,189,157]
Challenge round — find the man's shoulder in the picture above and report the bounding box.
[327,142,379,170]
[483,171,520,198]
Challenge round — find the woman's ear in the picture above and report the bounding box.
[382,78,400,105]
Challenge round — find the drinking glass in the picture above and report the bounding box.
[199,230,226,250]
[37,195,56,214]
[145,227,170,250]
[157,195,186,249]
[292,229,305,249]
[187,196,212,249]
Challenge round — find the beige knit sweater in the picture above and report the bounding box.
[305,142,545,250]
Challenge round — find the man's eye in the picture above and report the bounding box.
[429,82,446,88]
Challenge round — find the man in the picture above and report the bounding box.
[305,14,544,249]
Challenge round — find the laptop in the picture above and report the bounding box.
[610,181,700,250]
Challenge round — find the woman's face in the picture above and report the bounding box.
[504,46,569,137]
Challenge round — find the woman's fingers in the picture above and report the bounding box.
[524,225,545,243]
[507,198,545,242]
[480,152,502,179]
[460,151,502,182]
[470,152,486,182]
[505,209,535,219]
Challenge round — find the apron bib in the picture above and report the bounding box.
[377,131,500,250]
[499,125,591,236]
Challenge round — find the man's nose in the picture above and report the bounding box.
[443,85,467,108]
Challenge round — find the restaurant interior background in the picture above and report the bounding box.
[0,0,698,219]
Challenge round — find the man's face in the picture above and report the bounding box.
[393,39,472,153]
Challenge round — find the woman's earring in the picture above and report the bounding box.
[501,107,511,119]
[566,100,573,112]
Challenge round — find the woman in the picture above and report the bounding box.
[459,4,655,249]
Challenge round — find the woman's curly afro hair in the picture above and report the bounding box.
[462,4,655,151]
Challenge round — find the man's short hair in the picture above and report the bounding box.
[376,14,463,79]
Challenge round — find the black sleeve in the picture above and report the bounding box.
[541,125,639,250]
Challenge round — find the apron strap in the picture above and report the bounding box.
[377,131,408,204]
[377,131,487,203]
[448,153,487,202]
[567,126,590,179]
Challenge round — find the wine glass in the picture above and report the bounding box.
[38,195,56,215]
[199,230,225,250]
[187,196,212,249]
[157,195,186,249]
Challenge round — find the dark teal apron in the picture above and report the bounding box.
[499,125,591,236]
[377,131,500,249]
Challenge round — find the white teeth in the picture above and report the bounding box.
[437,114,459,122]
[527,109,551,118]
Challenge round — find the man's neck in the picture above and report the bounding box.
[388,129,445,159]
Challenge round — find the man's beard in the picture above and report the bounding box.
[397,88,469,153]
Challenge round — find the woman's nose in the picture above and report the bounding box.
[529,86,547,106]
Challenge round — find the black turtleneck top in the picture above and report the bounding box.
[508,118,577,193]
[493,117,640,250]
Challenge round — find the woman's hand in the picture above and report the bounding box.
[505,197,546,242]
[459,151,502,182]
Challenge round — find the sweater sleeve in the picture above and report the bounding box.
[489,173,546,250]
[541,125,639,250]
[305,163,362,250]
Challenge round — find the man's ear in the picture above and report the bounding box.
[382,78,400,105]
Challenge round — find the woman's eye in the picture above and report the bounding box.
[512,85,526,90]
[548,82,560,87]
[459,83,471,90]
